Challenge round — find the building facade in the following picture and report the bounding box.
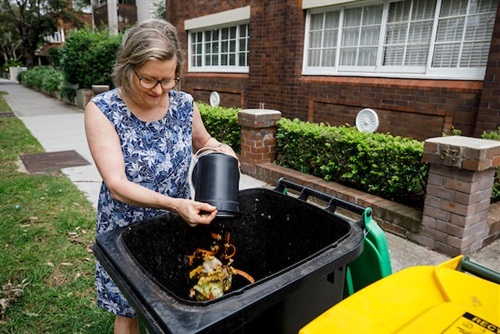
[165,0,500,141]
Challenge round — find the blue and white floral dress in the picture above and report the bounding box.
[91,88,194,317]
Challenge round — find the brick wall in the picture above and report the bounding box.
[475,0,500,136]
[299,77,482,140]
[186,73,248,108]
[166,0,500,141]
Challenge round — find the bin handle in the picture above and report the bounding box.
[274,177,366,216]
[457,256,500,284]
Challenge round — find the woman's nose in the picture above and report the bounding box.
[152,83,164,93]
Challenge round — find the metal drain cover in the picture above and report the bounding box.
[21,150,90,173]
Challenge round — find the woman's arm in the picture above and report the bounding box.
[84,101,217,226]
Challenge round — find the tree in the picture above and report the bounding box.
[0,18,22,65]
[0,3,20,71]
[0,0,88,68]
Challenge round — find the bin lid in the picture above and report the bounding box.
[300,256,500,333]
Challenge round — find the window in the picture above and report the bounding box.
[186,6,251,73]
[189,23,249,72]
[45,31,63,44]
[303,0,497,80]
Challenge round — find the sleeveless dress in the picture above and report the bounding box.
[91,88,194,317]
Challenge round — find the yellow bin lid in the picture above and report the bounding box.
[300,256,500,333]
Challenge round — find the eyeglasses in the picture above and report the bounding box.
[134,70,180,90]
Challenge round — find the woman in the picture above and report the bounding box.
[84,19,236,333]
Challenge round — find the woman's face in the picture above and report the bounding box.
[131,58,178,109]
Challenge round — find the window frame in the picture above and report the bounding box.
[302,0,497,80]
[188,22,250,73]
[186,6,251,73]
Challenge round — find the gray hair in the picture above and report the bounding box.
[113,19,184,96]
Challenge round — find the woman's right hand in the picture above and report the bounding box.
[174,198,218,227]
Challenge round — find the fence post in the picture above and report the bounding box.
[420,136,500,256]
[238,109,282,178]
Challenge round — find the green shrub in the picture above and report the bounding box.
[16,69,26,82]
[275,119,338,175]
[482,127,500,141]
[18,66,64,94]
[59,86,77,103]
[41,70,64,94]
[2,59,22,73]
[276,119,500,207]
[47,47,62,68]
[276,118,428,207]
[18,66,43,88]
[197,102,241,154]
[60,28,122,89]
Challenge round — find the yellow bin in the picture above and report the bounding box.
[300,256,500,333]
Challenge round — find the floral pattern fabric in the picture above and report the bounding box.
[91,88,194,317]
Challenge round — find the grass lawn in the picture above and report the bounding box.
[0,91,114,333]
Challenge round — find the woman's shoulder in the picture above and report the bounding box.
[171,90,193,103]
[91,88,123,110]
[91,88,126,119]
[91,88,120,103]
[168,90,194,120]
[170,90,194,111]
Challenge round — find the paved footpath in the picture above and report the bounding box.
[2,79,102,208]
[2,78,498,274]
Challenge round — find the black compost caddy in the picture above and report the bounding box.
[93,178,367,333]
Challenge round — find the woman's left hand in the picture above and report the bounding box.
[174,198,218,227]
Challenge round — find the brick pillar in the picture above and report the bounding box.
[421,136,500,256]
[238,109,282,178]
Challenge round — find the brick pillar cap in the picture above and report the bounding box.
[239,109,282,117]
[423,136,500,170]
[425,136,500,149]
[238,109,282,128]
